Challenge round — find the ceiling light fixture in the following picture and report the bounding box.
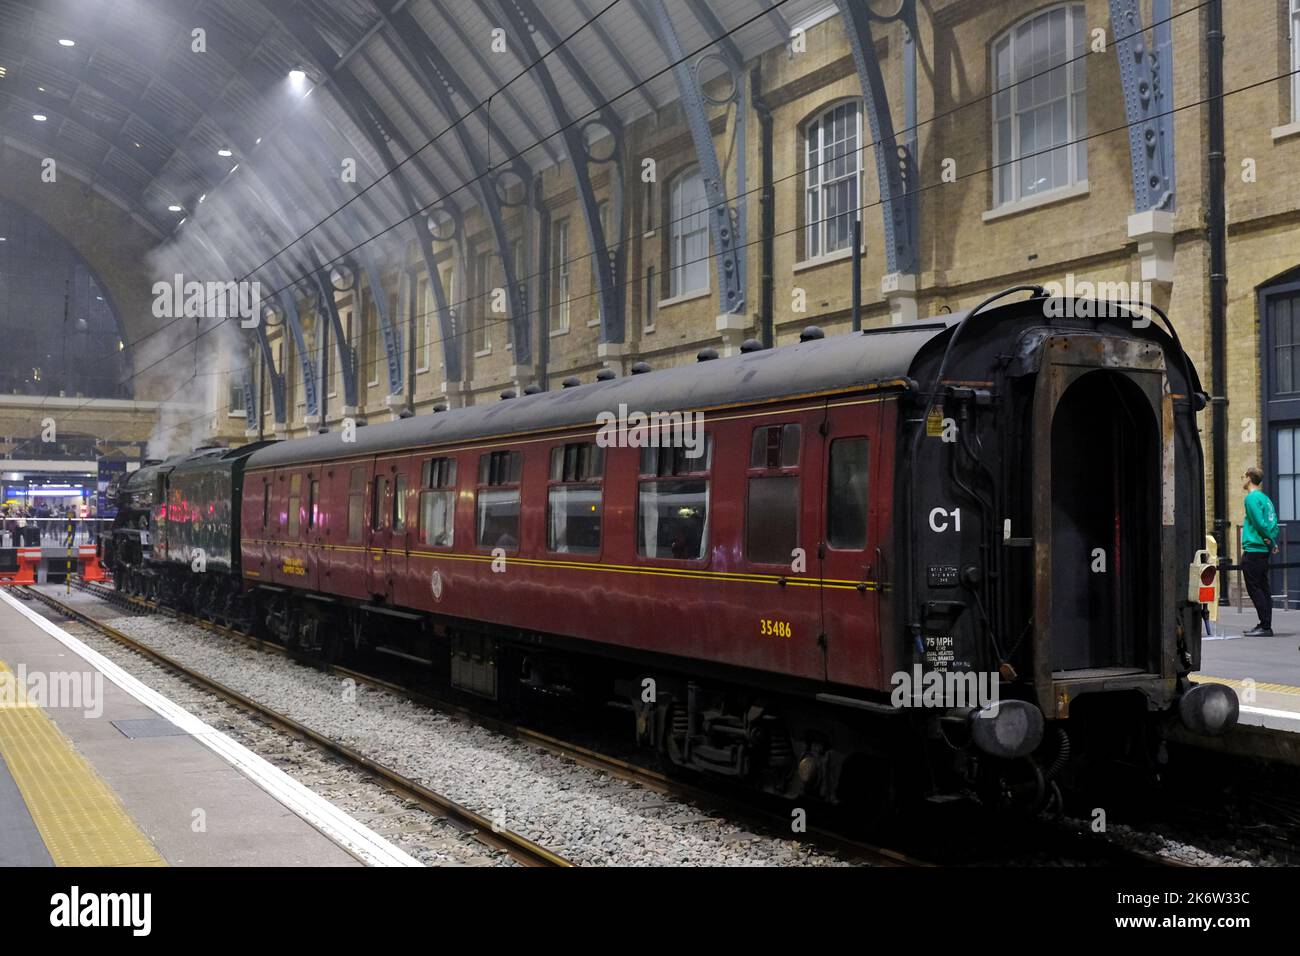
[32,113,47,122]
[58,39,75,47]
[198,194,206,203]
[0,66,7,78]
[168,205,183,212]
[217,148,232,157]
[288,69,306,84]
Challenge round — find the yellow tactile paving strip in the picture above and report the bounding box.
[1194,674,1300,697]
[0,660,164,866]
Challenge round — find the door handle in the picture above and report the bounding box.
[873,547,885,639]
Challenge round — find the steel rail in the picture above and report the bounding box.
[60,578,1194,868]
[19,584,570,868]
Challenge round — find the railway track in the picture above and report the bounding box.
[46,579,1200,867]
[52,579,926,867]
[17,583,571,868]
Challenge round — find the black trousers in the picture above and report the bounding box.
[1242,550,1273,628]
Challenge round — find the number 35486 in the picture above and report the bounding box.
[759,619,792,638]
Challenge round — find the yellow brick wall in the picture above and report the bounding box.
[226,0,1300,555]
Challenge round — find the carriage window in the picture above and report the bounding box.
[749,424,801,469]
[827,438,869,549]
[372,475,389,531]
[287,474,301,537]
[479,449,523,485]
[347,466,365,542]
[548,442,603,554]
[393,474,408,532]
[422,456,457,489]
[747,424,801,564]
[420,457,457,547]
[550,442,604,481]
[638,435,710,560]
[307,479,318,530]
[476,450,522,549]
[639,435,712,476]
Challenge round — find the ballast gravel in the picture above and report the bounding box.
[37,587,1271,867]
[90,609,853,866]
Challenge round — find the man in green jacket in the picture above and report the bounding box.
[1241,466,1281,636]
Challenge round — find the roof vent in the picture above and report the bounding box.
[500,389,516,400]
[631,361,651,374]
[696,347,718,362]
[596,368,616,381]
[432,403,448,413]
[799,326,825,342]
[561,376,581,388]
[739,338,764,353]
[523,384,542,395]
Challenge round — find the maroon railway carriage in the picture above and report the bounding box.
[242,361,898,690]
[239,295,1237,808]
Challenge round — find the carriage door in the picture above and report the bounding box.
[367,461,396,601]
[819,400,882,688]
[387,458,413,605]
[245,472,272,581]
[302,469,322,592]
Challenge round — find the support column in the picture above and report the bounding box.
[835,0,920,280]
[1110,0,1177,213]
[495,0,628,348]
[639,0,747,323]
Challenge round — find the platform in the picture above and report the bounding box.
[0,590,416,867]
[1197,604,1300,734]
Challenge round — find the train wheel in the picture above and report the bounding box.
[976,757,1049,815]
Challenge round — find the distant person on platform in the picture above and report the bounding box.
[1241,466,1281,637]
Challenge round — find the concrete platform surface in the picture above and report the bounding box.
[0,590,410,867]
[1197,605,1300,733]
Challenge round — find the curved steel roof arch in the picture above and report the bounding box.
[4,0,841,398]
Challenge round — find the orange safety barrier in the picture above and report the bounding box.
[76,545,106,583]
[0,547,43,586]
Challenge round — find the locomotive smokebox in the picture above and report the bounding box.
[1178,682,1239,737]
[968,699,1045,760]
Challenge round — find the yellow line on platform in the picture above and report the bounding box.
[0,660,164,866]
[1194,674,1300,697]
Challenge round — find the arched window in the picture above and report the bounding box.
[991,4,1087,206]
[669,167,709,298]
[804,100,861,259]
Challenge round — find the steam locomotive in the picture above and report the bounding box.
[102,292,1238,812]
